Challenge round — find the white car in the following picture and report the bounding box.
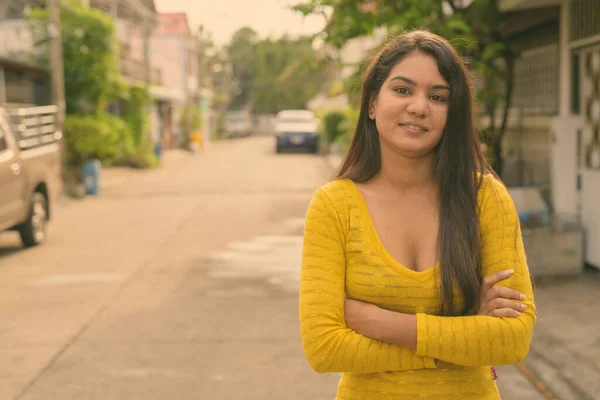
[225,110,254,138]
[274,110,320,153]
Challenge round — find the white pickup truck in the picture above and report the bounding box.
[0,105,62,247]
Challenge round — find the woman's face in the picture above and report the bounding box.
[370,51,450,158]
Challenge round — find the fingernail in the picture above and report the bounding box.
[515,311,521,316]
[519,294,526,300]
[506,270,515,275]
[520,304,526,310]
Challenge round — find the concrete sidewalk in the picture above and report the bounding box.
[54,149,195,208]
[101,149,194,190]
[522,273,600,400]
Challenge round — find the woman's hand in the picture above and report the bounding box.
[477,270,527,317]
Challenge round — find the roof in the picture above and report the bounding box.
[154,13,190,36]
[0,56,47,73]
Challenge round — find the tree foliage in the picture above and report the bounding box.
[225,27,333,114]
[253,36,333,113]
[226,27,259,110]
[28,0,123,115]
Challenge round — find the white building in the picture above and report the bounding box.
[501,0,600,268]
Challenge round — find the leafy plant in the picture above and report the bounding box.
[321,110,346,143]
[122,85,151,145]
[28,0,123,115]
[63,114,120,165]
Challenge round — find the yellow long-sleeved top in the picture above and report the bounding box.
[299,175,536,399]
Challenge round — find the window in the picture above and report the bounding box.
[572,53,581,115]
[4,70,21,84]
[0,128,7,152]
[0,112,11,152]
[512,45,559,115]
[570,0,600,42]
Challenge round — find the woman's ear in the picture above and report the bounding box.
[368,98,376,120]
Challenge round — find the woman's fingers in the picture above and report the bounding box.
[488,308,522,318]
[483,298,527,317]
[482,269,515,292]
[483,285,526,304]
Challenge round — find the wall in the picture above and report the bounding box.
[149,36,185,93]
[115,18,131,49]
[0,19,34,59]
[338,27,387,80]
[579,44,600,267]
[549,116,583,217]
[502,123,552,187]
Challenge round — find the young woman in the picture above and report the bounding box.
[299,30,536,399]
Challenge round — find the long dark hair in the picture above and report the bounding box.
[335,29,491,316]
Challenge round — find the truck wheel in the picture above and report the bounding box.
[18,192,48,247]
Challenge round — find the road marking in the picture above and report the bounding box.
[204,227,304,293]
[517,362,562,400]
[27,273,127,286]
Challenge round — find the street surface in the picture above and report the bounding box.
[0,136,596,399]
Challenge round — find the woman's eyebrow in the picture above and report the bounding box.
[390,75,450,91]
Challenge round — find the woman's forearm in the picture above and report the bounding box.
[373,308,418,350]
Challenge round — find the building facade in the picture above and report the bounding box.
[501,0,600,268]
[0,0,50,106]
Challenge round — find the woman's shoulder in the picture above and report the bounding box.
[314,178,356,202]
[309,179,358,224]
[477,173,517,215]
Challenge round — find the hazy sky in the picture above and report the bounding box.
[154,0,327,47]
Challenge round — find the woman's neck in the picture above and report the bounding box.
[373,147,437,194]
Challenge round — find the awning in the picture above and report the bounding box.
[0,56,47,73]
[499,0,561,12]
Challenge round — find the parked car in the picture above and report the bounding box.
[275,109,320,153]
[0,105,62,247]
[225,110,254,138]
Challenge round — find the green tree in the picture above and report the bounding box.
[294,0,516,175]
[225,28,333,115]
[252,36,333,114]
[28,0,123,115]
[196,25,219,89]
[227,27,259,110]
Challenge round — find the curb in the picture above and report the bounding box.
[516,363,562,400]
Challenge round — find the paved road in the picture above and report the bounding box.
[0,136,552,399]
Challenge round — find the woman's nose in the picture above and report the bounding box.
[406,95,428,117]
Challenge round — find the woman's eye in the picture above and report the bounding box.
[431,94,447,102]
[394,87,410,95]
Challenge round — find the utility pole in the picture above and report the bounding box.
[111,0,118,19]
[48,0,66,129]
[186,36,194,143]
[48,0,67,190]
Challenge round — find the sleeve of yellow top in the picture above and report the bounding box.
[300,188,438,374]
[415,177,536,367]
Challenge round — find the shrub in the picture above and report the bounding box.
[63,114,120,166]
[102,114,136,165]
[63,113,158,169]
[321,110,346,143]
